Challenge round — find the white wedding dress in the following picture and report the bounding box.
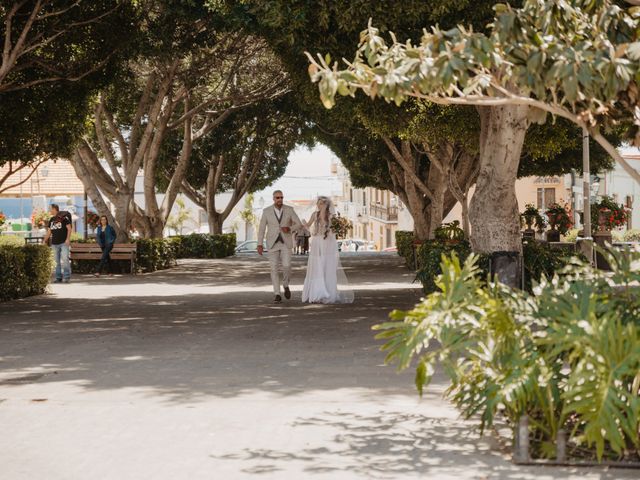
[302,211,354,304]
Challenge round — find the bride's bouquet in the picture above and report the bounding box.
[330,214,353,239]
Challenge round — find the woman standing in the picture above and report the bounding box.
[95,215,116,277]
[302,197,354,304]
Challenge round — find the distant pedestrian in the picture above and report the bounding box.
[95,215,116,277]
[43,204,72,283]
[303,226,310,255]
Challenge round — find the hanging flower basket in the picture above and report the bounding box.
[86,210,100,230]
[590,197,629,233]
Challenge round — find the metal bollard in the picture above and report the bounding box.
[514,415,530,462]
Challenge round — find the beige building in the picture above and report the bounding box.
[334,162,405,250]
[0,159,84,198]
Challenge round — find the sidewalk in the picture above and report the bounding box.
[0,254,634,479]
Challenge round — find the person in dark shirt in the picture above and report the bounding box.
[95,215,116,277]
[42,204,72,283]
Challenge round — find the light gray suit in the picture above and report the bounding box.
[258,204,302,295]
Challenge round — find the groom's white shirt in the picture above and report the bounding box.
[258,204,302,249]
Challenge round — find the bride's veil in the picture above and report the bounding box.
[315,196,354,304]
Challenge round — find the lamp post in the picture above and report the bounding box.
[578,127,594,264]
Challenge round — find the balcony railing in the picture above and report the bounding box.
[369,204,398,222]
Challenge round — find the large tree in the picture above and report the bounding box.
[229,0,615,247]
[0,1,136,190]
[307,0,636,284]
[71,1,288,240]
[172,96,308,234]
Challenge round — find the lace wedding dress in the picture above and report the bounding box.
[302,201,354,304]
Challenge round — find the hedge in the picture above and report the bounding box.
[0,244,53,302]
[395,231,416,268]
[71,233,237,274]
[396,231,578,293]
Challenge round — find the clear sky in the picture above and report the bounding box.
[253,144,343,207]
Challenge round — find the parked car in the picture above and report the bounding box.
[235,240,267,254]
[338,239,376,252]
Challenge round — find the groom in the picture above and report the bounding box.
[257,190,302,303]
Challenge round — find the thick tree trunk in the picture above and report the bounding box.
[469,105,529,287]
[70,150,131,242]
[208,214,224,235]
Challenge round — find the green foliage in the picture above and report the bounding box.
[0,235,23,246]
[395,230,416,267]
[0,1,138,164]
[166,199,194,235]
[375,248,640,461]
[415,239,473,293]
[591,195,630,232]
[171,233,237,259]
[520,203,546,232]
[624,229,640,242]
[412,237,577,294]
[0,244,52,301]
[135,238,178,273]
[434,221,465,242]
[545,203,573,235]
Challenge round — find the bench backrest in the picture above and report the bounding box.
[70,243,137,253]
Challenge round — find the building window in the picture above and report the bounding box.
[349,188,353,203]
[537,187,556,209]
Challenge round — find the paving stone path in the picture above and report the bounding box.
[0,253,634,479]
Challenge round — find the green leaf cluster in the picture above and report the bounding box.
[375,247,640,460]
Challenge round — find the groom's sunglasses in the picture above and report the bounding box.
[274,196,283,199]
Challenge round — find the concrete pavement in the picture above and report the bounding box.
[0,253,634,479]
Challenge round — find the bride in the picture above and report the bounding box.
[302,196,354,304]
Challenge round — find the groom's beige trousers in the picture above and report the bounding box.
[268,242,292,295]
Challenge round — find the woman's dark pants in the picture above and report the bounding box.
[96,246,113,274]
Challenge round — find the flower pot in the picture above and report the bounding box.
[597,208,611,232]
[546,228,560,242]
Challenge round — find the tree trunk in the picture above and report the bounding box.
[469,105,529,287]
[208,213,224,235]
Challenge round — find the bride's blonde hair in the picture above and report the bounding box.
[313,196,332,239]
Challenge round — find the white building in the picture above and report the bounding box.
[333,161,413,249]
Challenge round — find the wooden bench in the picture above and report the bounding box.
[70,243,137,274]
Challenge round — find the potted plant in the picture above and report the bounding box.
[86,210,101,230]
[544,202,572,242]
[434,220,465,244]
[520,204,546,238]
[590,196,629,234]
[0,211,6,230]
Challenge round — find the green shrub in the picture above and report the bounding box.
[563,228,579,242]
[0,235,24,246]
[375,247,640,462]
[0,244,52,301]
[623,229,640,242]
[413,238,574,293]
[415,239,472,293]
[136,238,177,272]
[395,231,415,267]
[171,233,236,259]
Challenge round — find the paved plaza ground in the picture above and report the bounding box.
[0,253,635,479]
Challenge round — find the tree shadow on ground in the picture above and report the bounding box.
[210,410,627,479]
[0,256,424,403]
